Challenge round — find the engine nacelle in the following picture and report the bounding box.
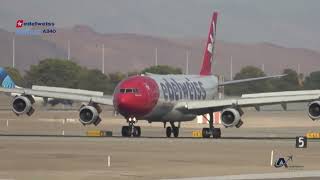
[79,104,102,126]
[221,108,243,128]
[308,101,320,120]
[12,95,35,116]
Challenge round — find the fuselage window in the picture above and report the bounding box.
[120,89,125,93]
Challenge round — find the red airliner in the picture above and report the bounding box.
[3,12,320,139]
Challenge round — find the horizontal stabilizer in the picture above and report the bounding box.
[219,74,286,86]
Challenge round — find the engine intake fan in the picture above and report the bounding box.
[12,95,35,116]
[308,101,320,120]
[79,103,102,126]
[221,108,243,128]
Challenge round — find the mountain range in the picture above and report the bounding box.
[1,25,320,79]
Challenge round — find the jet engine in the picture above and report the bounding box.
[12,95,35,116]
[308,101,320,120]
[79,103,102,126]
[221,108,243,128]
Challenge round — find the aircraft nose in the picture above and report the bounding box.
[114,94,148,117]
[117,94,127,106]
[112,76,159,118]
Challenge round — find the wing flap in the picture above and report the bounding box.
[32,85,104,96]
[242,90,320,98]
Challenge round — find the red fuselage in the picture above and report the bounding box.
[113,76,159,118]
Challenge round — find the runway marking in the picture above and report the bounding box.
[0,134,298,140]
[0,134,319,141]
[163,171,320,180]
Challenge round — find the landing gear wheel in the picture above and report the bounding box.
[166,127,172,137]
[121,126,131,137]
[212,128,221,138]
[121,126,126,137]
[173,127,179,138]
[132,126,141,137]
[202,128,211,138]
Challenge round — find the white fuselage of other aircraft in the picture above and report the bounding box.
[144,74,218,122]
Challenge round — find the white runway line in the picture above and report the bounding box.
[107,155,111,167]
[163,170,320,180]
[270,150,274,166]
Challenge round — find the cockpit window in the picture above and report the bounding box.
[119,88,139,94]
[126,89,133,93]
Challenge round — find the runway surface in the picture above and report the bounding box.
[0,109,319,179]
[163,171,320,179]
[0,136,319,180]
[1,110,320,138]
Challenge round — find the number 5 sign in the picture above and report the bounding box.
[296,136,307,148]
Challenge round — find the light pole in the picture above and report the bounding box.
[230,56,233,80]
[155,47,158,66]
[67,40,70,60]
[102,43,105,74]
[186,51,189,75]
[12,34,15,68]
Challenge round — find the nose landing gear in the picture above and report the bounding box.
[122,117,141,137]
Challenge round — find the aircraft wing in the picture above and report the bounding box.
[176,90,320,114]
[0,87,113,105]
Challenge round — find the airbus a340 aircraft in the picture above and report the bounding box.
[1,12,320,138]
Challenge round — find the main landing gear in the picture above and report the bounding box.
[122,117,141,137]
[165,122,180,138]
[202,112,221,138]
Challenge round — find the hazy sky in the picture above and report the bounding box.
[1,0,320,51]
